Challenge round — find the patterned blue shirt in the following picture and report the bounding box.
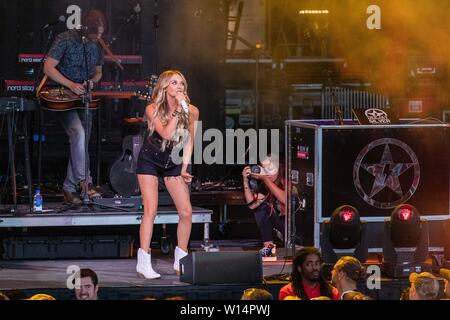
[47,30,104,84]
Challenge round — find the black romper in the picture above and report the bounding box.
[136,131,182,177]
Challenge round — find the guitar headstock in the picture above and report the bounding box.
[135,75,158,102]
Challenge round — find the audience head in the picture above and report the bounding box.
[283,295,302,300]
[408,272,440,300]
[241,288,273,300]
[26,293,56,300]
[342,291,372,300]
[310,296,332,300]
[292,247,322,283]
[74,268,99,300]
[291,247,333,299]
[331,256,364,290]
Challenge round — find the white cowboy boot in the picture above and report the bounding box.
[173,246,188,275]
[136,248,161,279]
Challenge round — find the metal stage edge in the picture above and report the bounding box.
[0,206,213,248]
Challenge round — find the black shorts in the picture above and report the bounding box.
[136,142,182,177]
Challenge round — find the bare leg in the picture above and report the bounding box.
[164,176,192,252]
[137,174,159,252]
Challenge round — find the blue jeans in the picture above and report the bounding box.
[56,109,93,193]
[254,202,285,243]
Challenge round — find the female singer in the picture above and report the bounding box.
[135,70,199,279]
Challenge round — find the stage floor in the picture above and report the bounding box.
[0,241,292,290]
[0,241,292,300]
[0,241,418,300]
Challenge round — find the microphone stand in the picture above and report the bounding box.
[35,26,56,196]
[81,35,92,206]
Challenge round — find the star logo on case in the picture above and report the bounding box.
[353,138,420,209]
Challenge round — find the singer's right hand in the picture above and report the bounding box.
[175,91,187,108]
[69,82,85,95]
[175,91,185,102]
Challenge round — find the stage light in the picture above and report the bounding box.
[390,204,421,248]
[321,205,368,265]
[382,204,431,278]
[398,207,413,221]
[298,9,329,15]
[330,205,361,249]
[340,209,355,223]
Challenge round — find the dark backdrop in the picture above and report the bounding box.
[0,0,228,188]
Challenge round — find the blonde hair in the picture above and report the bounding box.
[26,293,56,300]
[310,296,331,300]
[148,70,190,151]
[283,295,302,300]
[410,272,440,300]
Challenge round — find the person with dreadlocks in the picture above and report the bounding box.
[279,247,339,300]
[135,70,199,279]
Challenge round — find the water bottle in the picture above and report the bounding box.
[33,188,43,212]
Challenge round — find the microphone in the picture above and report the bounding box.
[43,15,66,29]
[180,100,189,113]
[74,26,89,43]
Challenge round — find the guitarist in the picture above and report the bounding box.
[43,9,105,205]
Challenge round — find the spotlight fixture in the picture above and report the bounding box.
[382,204,431,278]
[390,204,421,248]
[321,205,368,265]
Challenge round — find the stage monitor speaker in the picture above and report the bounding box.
[179,251,263,285]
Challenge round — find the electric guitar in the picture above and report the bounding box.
[37,86,140,111]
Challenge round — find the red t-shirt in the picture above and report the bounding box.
[278,282,340,300]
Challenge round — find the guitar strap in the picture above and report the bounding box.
[36,74,48,99]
